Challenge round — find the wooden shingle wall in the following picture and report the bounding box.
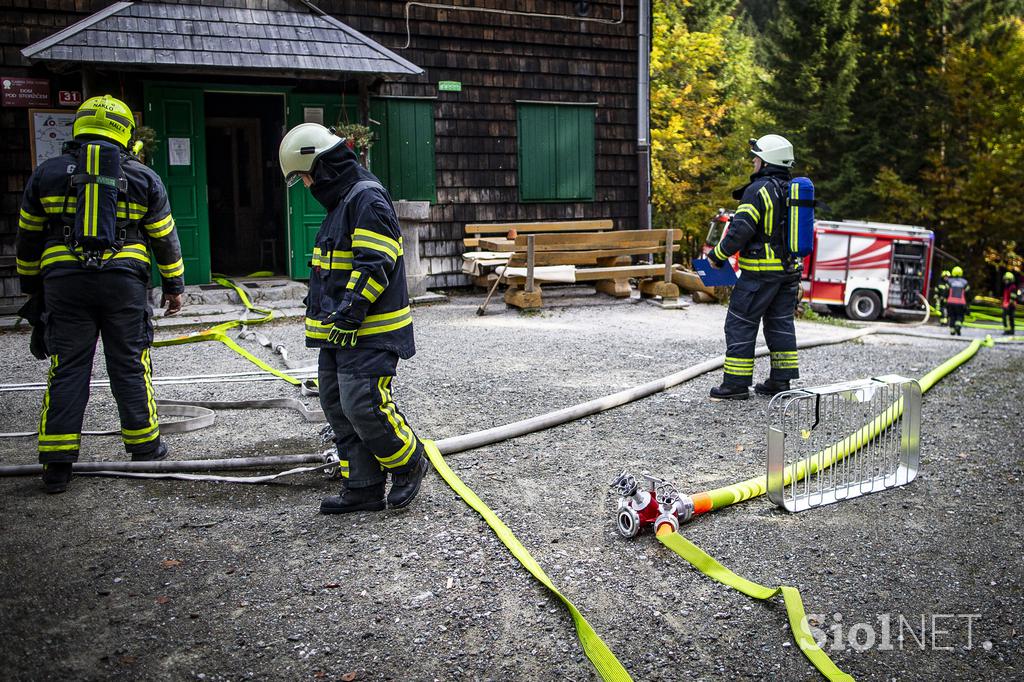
[330,0,640,289]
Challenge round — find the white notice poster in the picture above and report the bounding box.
[303,107,324,125]
[168,137,191,166]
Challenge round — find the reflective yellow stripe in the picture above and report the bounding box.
[305,306,413,340]
[40,244,151,269]
[724,356,755,376]
[145,214,175,238]
[39,355,61,451]
[759,186,774,237]
[20,208,46,225]
[19,209,47,231]
[39,443,82,452]
[713,244,728,261]
[352,228,402,261]
[737,256,784,272]
[311,247,354,270]
[361,276,385,303]
[158,258,185,278]
[374,376,418,469]
[735,203,760,222]
[16,258,41,276]
[136,348,160,445]
[39,433,80,442]
[790,182,799,252]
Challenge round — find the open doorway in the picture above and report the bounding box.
[205,92,287,276]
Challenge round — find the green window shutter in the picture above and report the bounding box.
[370,98,436,202]
[517,103,595,202]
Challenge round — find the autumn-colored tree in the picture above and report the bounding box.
[650,0,770,253]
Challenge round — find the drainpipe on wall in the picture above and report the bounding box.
[636,0,651,231]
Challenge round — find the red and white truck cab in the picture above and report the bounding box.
[802,220,934,321]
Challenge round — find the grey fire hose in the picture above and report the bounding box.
[0,329,873,482]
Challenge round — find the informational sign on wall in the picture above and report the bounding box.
[168,137,191,166]
[58,90,82,107]
[3,77,50,107]
[28,108,74,168]
[303,107,324,124]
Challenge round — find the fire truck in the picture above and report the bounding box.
[801,220,934,321]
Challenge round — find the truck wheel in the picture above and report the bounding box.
[846,290,882,321]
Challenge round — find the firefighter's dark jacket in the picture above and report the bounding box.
[709,165,792,279]
[303,143,415,358]
[16,140,184,295]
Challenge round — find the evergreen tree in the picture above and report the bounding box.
[758,0,861,215]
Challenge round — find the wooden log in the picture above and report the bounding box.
[505,284,543,309]
[595,279,632,298]
[639,279,681,300]
[465,219,613,235]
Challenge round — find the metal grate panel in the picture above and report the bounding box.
[766,375,921,512]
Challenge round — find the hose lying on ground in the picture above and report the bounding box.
[0,328,874,478]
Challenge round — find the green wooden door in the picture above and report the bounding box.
[144,84,210,284]
[285,93,357,279]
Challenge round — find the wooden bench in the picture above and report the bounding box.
[491,228,682,309]
[461,220,613,287]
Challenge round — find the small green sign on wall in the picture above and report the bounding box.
[438,80,462,92]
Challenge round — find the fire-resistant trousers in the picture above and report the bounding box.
[947,303,966,333]
[38,270,160,464]
[1004,304,1016,334]
[317,349,424,489]
[722,274,800,386]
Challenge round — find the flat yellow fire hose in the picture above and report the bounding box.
[655,527,853,682]
[423,439,632,682]
[647,336,995,682]
[152,277,303,386]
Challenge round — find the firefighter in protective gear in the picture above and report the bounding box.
[16,95,185,494]
[279,122,429,514]
[934,270,951,324]
[707,135,799,400]
[946,266,970,336]
[1002,271,1020,335]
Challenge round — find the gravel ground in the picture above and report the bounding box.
[0,289,1021,682]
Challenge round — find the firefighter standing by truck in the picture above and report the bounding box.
[15,95,185,494]
[1002,271,1020,335]
[278,123,429,515]
[945,266,970,335]
[934,269,951,324]
[707,134,801,400]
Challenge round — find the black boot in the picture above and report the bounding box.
[41,462,72,494]
[387,456,429,509]
[755,378,791,396]
[709,382,749,401]
[132,441,168,462]
[320,483,386,514]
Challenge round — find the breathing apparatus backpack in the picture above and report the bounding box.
[61,140,130,269]
[770,176,816,273]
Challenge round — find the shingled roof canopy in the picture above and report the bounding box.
[22,1,422,78]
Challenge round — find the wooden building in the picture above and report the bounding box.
[0,0,643,309]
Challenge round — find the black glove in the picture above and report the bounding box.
[707,253,723,269]
[325,292,369,347]
[17,295,49,360]
[30,324,48,360]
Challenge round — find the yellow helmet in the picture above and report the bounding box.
[1005,271,1016,282]
[940,270,950,278]
[951,266,963,277]
[73,95,135,148]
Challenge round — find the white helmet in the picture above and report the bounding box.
[279,123,346,187]
[749,134,795,167]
